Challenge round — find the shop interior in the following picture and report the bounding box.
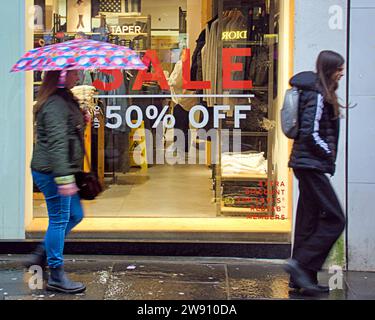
[30,0,292,241]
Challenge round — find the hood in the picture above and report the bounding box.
[289,71,320,91]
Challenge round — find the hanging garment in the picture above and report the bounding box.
[71,85,97,112]
[92,0,100,17]
[100,0,121,13]
[222,12,249,96]
[254,47,269,87]
[230,14,248,91]
[173,105,190,152]
[125,0,141,13]
[191,30,205,82]
[93,71,129,133]
[168,61,184,102]
[168,60,199,112]
[202,12,249,105]
[34,0,46,28]
[201,18,219,106]
[82,70,93,86]
[190,16,217,82]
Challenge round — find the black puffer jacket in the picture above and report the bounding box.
[288,72,340,176]
[31,89,85,184]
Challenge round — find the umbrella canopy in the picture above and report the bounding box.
[11,39,146,72]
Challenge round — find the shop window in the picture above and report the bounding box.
[31,0,291,241]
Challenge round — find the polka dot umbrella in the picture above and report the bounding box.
[10,38,146,72]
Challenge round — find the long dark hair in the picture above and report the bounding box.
[34,71,60,115]
[316,50,345,118]
[34,71,78,116]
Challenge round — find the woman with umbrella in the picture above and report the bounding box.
[30,69,87,293]
[13,39,146,294]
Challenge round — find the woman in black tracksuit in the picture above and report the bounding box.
[285,51,346,294]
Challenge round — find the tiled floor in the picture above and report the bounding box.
[34,164,217,218]
[30,162,292,241]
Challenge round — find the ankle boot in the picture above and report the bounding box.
[284,259,329,295]
[287,261,329,293]
[24,244,47,270]
[46,265,86,294]
[289,276,330,293]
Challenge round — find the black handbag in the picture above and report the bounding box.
[75,170,102,200]
[75,128,102,200]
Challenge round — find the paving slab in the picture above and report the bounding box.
[104,275,227,300]
[112,261,226,283]
[1,255,374,300]
[343,271,375,300]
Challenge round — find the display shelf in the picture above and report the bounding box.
[215,0,277,218]
[68,32,102,35]
[97,13,147,18]
[223,86,268,92]
[250,87,269,91]
[221,172,268,181]
[222,40,269,46]
[110,33,148,36]
[221,131,268,137]
[220,204,266,215]
[34,32,102,36]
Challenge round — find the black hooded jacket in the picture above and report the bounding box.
[288,71,340,175]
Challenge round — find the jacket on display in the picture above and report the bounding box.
[201,18,219,106]
[201,11,249,106]
[222,11,248,94]
[288,71,340,176]
[92,0,100,17]
[31,89,85,179]
[168,60,199,112]
[92,71,130,133]
[190,16,217,83]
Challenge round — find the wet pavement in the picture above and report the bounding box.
[0,255,374,300]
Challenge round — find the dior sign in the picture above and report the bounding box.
[222,30,247,40]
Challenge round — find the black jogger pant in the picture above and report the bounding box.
[292,169,346,272]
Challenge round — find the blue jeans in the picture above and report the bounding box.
[32,171,84,268]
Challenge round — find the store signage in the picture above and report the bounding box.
[222,30,247,40]
[110,25,142,34]
[93,48,253,91]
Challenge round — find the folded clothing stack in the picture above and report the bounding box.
[71,85,97,112]
[221,152,267,175]
[222,181,268,209]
